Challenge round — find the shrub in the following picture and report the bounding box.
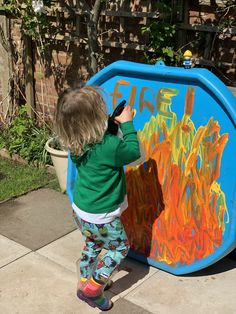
[141,1,183,66]
[0,106,52,165]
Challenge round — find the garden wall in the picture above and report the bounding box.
[0,0,235,124]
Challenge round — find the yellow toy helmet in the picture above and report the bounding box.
[184,50,192,57]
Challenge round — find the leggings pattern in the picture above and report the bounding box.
[73,211,130,283]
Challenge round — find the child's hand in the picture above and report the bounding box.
[114,106,134,124]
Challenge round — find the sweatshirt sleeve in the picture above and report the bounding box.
[114,121,141,166]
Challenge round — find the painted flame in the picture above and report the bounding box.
[122,87,229,266]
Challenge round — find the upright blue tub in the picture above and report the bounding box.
[67,61,236,275]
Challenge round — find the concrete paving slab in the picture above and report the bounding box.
[101,297,152,314]
[37,230,82,273]
[0,251,100,314]
[37,229,158,298]
[0,188,76,250]
[124,258,236,314]
[37,230,107,275]
[0,234,31,267]
[110,257,158,297]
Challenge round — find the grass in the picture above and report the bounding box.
[0,157,61,202]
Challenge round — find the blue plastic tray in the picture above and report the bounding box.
[67,61,236,275]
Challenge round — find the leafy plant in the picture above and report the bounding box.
[0,105,52,165]
[141,1,183,66]
[3,0,53,39]
[48,137,66,151]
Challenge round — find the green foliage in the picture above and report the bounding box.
[141,1,183,66]
[3,0,53,39]
[49,137,64,151]
[0,106,52,165]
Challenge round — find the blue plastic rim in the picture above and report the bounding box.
[67,61,236,275]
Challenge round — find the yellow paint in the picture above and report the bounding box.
[122,86,229,266]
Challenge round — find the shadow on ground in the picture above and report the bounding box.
[114,258,151,292]
[182,257,236,277]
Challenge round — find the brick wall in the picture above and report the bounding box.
[1,0,235,124]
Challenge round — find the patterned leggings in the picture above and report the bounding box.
[73,211,130,284]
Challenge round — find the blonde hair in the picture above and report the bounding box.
[55,85,108,155]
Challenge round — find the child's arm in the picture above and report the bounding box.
[114,120,141,166]
[113,106,141,166]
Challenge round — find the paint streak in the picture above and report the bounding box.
[122,87,229,266]
[139,87,155,114]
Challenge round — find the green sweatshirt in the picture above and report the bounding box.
[71,121,141,214]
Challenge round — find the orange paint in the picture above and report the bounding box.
[122,87,229,266]
[139,87,155,114]
[110,80,130,109]
[128,85,137,108]
[184,87,195,116]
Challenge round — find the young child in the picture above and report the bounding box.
[55,85,141,311]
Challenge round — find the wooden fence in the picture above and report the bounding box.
[0,0,235,121]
